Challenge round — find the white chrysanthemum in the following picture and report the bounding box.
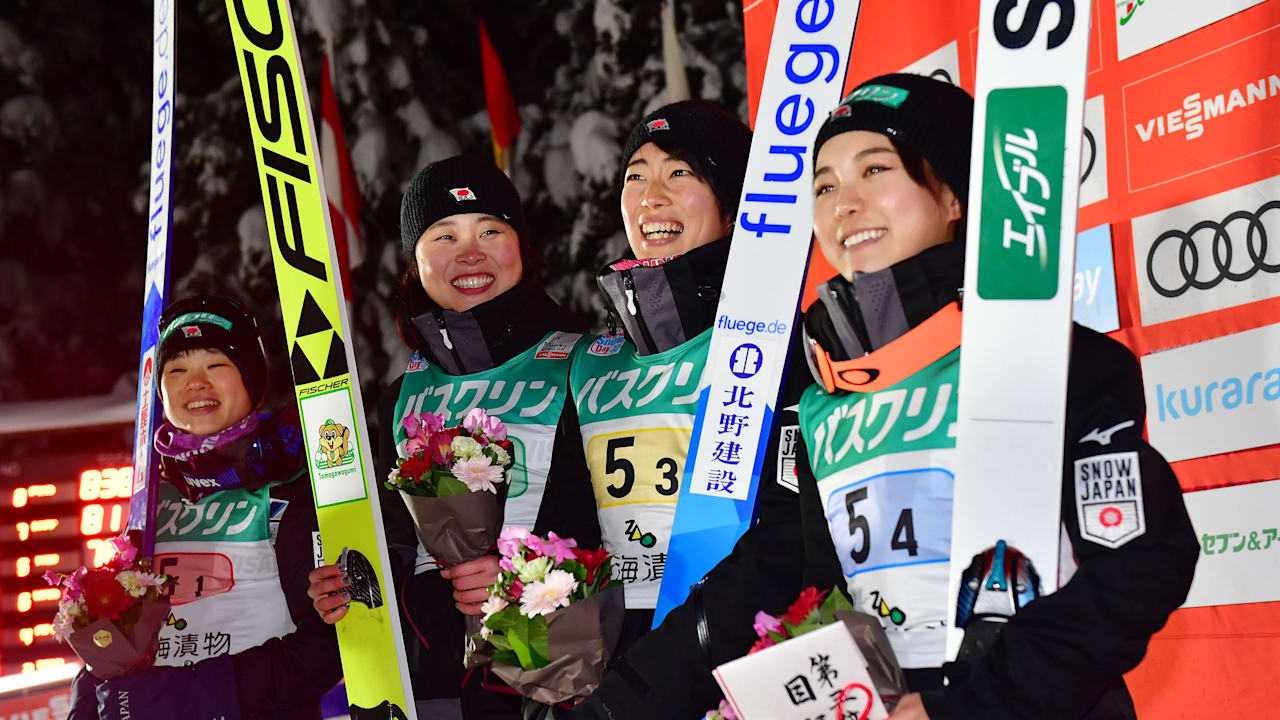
[451,457,504,493]
[517,556,552,584]
[116,570,145,598]
[480,595,508,618]
[518,569,579,618]
[451,435,484,460]
[480,623,492,639]
[52,606,76,642]
[489,445,511,468]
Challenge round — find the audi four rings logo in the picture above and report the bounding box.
[1145,200,1280,298]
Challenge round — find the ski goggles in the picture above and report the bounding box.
[803,302,964,394]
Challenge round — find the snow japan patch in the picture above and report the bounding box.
[1074,451,1145,549]
[449,187,477,201]
[646,118,670,132]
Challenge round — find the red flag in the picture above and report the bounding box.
[320,52,365,302]
[478,18,521,170]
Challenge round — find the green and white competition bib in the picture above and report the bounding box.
[570,330,711,609]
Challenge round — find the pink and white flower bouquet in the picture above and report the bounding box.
[706,587,907,718]
[387,407,514,567]
[479,527,624,704]
[44,535,175,680]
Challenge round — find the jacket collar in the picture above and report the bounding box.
[596,238,730,356]
[409,276,586,375]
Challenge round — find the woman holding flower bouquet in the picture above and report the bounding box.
[571,76,1199,720]
[305,156,598,720]
[534,100,813,715]
[68,295,342,720]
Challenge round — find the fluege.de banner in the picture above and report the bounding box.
[654,0,860,626]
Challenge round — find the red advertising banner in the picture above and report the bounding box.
[742,2,1280,718]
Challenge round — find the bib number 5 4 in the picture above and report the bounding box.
[845,487,920,564]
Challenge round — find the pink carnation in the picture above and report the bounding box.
[497,527,531,558]
[752,611,783,638]
[479,412,507,442]
[109,535,138,564]
[462,407,488,434]
[542,532,578,564]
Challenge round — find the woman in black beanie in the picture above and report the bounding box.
[570,75,1197,720]
[534,99,812,715]
[794,74,1195,719]
[307,155,598,720]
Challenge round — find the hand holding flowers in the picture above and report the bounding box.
[478,527,624,704]
[44,535,175,680]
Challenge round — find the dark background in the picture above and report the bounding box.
[0,0,750,410]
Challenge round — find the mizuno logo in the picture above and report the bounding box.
[1080,419,1135,446]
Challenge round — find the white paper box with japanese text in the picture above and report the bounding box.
[713,622,888,720]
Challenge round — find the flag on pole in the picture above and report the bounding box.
[662,0,691,103]
[478,18,521,173]
[319,46,365,302]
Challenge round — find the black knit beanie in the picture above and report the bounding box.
[400,155,530,256]
[157,296,269,410]
[814,74,974,203]
[621,100,752,220]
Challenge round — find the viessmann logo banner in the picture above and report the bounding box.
[1122,24,1280,192]
[1142,323,1280,463]
[1131,173,1280,326]
[1114,0,1265,61]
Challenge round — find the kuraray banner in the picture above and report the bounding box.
[127,0,175,558]
[948,0,1093,660]
[653,0,859,626]
[1141,322,1280,463]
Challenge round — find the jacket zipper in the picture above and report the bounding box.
[623,270,659,352]
[831,284,874,355]
[434,311,467,372]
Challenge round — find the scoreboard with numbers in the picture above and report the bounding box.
[0,452,134,676]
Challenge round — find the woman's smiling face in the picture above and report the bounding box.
[812,130,961,279]
[160,349,253,435]
[413,212,523,312]
[620,142,729,259]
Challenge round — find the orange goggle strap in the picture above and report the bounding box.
[808,302,963,394]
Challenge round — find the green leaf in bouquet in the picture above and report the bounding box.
[486,632,513,652]
[528,613,550,668]
[509,615,535,669]
[491,649,520,667]
[817,587,855,625]
[485,606,521,633]
[435,472,473,498]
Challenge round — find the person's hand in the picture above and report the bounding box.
[306,562,350,623]
[441,555,500,615]
[888,692,930,719]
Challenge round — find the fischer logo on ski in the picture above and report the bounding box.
[225,1,416,716]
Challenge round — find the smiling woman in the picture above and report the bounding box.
[68,294,343,720]
[305,155,599,720]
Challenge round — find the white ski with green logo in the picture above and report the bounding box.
[947,0,1094,659]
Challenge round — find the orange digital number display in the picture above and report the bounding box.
[79,466,133,501]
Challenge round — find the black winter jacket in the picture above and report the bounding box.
[572,242,1198,720]
[69,408,343,720]
[376,278,597,717]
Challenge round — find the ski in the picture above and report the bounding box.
[225,2,416,717]
[126,0,176,560]
[655,0,861,625]
[946,0,1094,659]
